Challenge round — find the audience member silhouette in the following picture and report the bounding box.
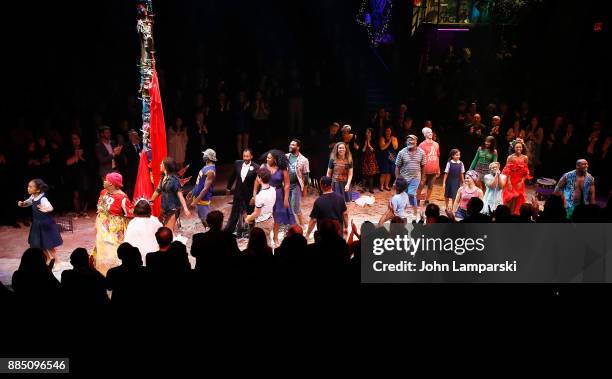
[11,247,61,307]
[61,248,109,308]
[244,227,273,258]
[191,210,240,271]
[462,197,492,223]
[106,242,147,308]
[538,193,567,222]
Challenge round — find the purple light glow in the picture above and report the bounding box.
[437,28,469,32]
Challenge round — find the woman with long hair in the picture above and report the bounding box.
[327,142,354,202]
[150,157,191,231]
[254,149,294,246]
[503,139,531,215]
[377,126,399,191]
[361,128,379,193]
[469,135,498,189]
[167,116,189,170]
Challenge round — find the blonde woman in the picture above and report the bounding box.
[327,142,354,202]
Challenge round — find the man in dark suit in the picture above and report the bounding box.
[223,148,259,235]
[94,125,121,183]
[118,129,142,198]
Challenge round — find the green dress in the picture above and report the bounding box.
[469,148,497,180]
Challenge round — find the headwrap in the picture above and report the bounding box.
[465,170,479,182]
[106,172,123,188]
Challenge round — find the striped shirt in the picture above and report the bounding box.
[395,147,426,180]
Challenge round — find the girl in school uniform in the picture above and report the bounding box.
[18,179,63,269]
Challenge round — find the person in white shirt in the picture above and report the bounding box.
[17,179,63,268]
[246,167,276,247]
[124,199,164,261]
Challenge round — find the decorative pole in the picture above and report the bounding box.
[136,0,155,152]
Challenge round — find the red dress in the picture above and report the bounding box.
[502,157,531,215]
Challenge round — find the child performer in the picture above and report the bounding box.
[442,149,465,211]
[18,179,63,268]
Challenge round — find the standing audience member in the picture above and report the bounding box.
[65,133,91,218]
[118,129,142,198]
[94,126,122,183]
[361,128,379,193]
[167,117,189,170]
[378,126,399,191]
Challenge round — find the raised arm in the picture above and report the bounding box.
[469,148,479,170]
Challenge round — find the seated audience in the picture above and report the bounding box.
[61,248,108,308]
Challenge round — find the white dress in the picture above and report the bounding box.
[124,216,163,259]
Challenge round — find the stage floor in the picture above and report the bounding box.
[0,179,542,288]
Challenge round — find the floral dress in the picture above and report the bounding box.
[93,189,133,275]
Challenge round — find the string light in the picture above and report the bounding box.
[356,0,394,47]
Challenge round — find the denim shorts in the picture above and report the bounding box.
[405,177,421,206]
[289,183,302,215]
[197,204,210,222]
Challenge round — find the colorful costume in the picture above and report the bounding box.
[502,158,531,215]
[93,189,133,275]
[555,170,595,219]
[192,165,216,222]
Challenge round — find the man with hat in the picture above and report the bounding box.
[395,134,426,220]
[191,148,217,227]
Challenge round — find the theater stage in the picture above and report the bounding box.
[0,169,543,288]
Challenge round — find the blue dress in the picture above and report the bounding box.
[29,196,63,250]
[377,137,397,174]
[444,160,464,199]
[268,166,295,225]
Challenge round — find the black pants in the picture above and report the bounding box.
[223,195,253,234]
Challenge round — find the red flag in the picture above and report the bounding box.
[133,150,153,202]
[149,69,168,216]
